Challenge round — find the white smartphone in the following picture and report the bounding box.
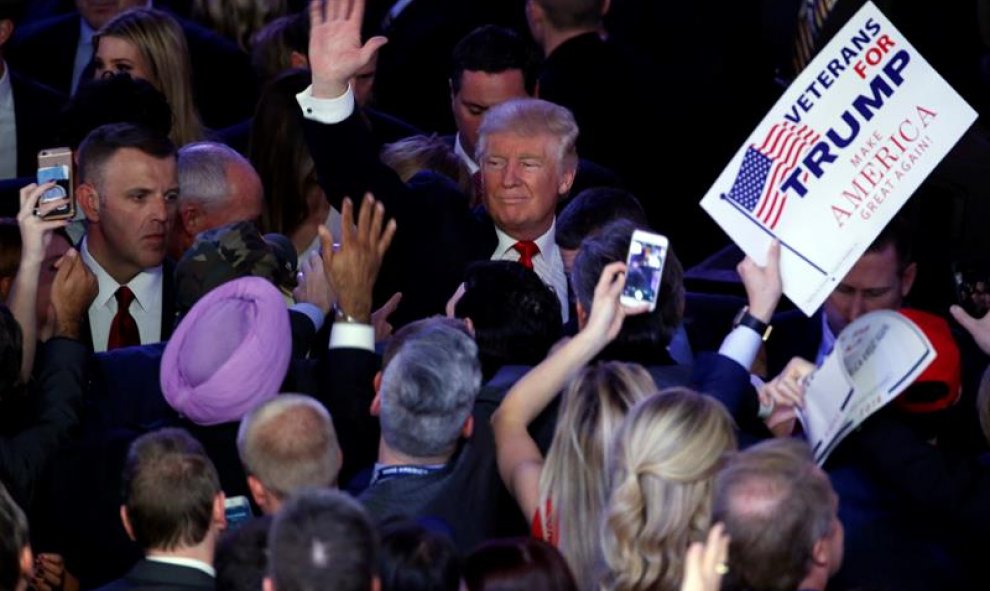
[620,229,669,311]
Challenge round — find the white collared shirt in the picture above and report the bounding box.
[72,19,96,95]
[81,237,164,352]
[453,133,479,175]
[492,220,570,323]
[145,555,215,578]
[0,61,16,179]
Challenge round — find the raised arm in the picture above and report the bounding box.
[299,0,405,213]
[0,248,96,504]
[7,182,69,382]
[492,262,644,519]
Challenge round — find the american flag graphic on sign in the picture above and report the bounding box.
[724,122,821,229]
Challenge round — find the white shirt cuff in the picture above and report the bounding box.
[290,302,325,332]
[296,84,355,124]
[718,326,763,371]
[329,322,374,351]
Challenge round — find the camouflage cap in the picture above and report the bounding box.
[175,221,297,314]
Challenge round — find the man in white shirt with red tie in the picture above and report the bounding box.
[76,122,178,352]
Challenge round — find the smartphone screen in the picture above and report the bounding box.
[621,231,669,310]
[224,495,254,530]
[37,148,74,220]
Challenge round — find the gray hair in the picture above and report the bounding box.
[475,98,579,175]
[236,394,341,499]
[379,320,482,458]
[177,141,253,210]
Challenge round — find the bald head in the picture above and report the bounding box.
[237,395,342,514]
[170,142,264,259]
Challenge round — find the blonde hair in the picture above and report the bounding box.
[538,361,656,590]
[600,388,737,591]
[193,0,287,52]
[98,8,205,147]
[380,134,471,193]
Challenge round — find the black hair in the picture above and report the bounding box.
[454,261,563,380]
[556,187,648,250]
[450,25,539,96]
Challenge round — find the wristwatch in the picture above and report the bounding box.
[733,306,773,341]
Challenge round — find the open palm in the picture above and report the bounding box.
[308,0,387,97]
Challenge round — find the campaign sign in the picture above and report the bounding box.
[700,2,977,315]
[797,310,934,465]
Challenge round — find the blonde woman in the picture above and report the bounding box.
[493,261,655,589]
[93,8,205,146]
[600,389,737,591]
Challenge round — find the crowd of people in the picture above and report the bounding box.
[2,0,990,590]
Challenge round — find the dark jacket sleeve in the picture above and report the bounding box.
[0,337,88,505]
[849,410,990,532]
[690,352,772,445]
[312,345,381,485]
[301,111,409,215]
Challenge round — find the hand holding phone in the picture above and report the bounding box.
[620,230,669,312]
[36,148,75,221]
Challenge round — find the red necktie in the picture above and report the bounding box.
[107,286,141,350]
[513,241,540,270]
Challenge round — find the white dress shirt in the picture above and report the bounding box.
[454,133,479,174]
[145,555,215,578]
[81,238,164,352]
[0,61,17,179]
[491,222,570,323]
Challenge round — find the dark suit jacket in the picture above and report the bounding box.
[94,559,215,591]
[7,10,258,129]
[0,337,87,509]
[357,415,512,553]
[9,70,67,179]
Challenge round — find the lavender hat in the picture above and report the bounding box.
[161,276,291,426]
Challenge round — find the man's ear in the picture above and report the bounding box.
[373,371,382,395]
[77,184,101,223]
[212,492,227,529]
[575,300,588,330]
[370,392,382,417]
[461,415,474,439]
[263,576,276,591]
[289,50,309,69]
[525,0,545,32]
[120,506,136,541]
[18,545,32,580]
[557,163,576,196]
[0,19,14,47]
[0,276,14,301]
[811,535,830,569]
[179,202,203,234]
[247,475,269,513]
[900,261,918,298]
